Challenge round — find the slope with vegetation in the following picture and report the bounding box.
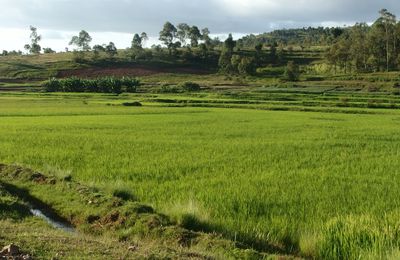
[1,7,400,260]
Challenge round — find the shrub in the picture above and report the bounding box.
[179,82,201,92]
[72,50,86,63]
[305,76,325,81]
[284,61,300,81]
[132,49,153,61]
[338,97,350,107]
[367,85,379,92]
[367,99,384,108]
[238,57,256,75]
[122,102,142,107]
[392,89,400,95]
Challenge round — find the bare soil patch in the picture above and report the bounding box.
[58,65,212,78]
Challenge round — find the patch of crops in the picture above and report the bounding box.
[43,76,141,94]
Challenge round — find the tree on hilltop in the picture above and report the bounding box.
[24,26,42,54]
[159,22,178,55]
[69,30,92,51]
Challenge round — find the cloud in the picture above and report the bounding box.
[42,30,65,40]
[217,0,399,20]
[0,0,220,33]
[2,0,399,34]
[0,0,399,51]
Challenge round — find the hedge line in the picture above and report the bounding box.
[43,77,140,93]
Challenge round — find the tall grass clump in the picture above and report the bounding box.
[317,213,400,259]
[43,76,140,94]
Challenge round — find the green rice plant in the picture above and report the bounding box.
[112,188,137,201]
[318,213,400,259]
[2,93,400,257]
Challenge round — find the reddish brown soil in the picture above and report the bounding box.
[58,65,212,78]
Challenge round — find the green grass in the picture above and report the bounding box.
[2,93,400,258]
[0,219,137,259]
[0,163,270,259]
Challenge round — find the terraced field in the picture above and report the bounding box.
[2,91,400,258]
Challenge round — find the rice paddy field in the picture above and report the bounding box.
[2,91,400,259]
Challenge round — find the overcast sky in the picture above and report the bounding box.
[1,0,399,51]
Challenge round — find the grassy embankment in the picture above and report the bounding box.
[0,163,271,259]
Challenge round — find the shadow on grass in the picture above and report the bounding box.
[0,202,31,220]
[0,181,74,229]
[179,213,298,256]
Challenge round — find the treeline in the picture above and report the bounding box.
[237,27,345,49]
[218,34,257,75]
[217,33,298,76]
[0,23,346,57]
[1,50,23,56]
[43,77,140,93]
[0,22,305,77]
[327,9,400,72]
[3,9,400,75]
[1,23,222,58]
[156,22,222,55]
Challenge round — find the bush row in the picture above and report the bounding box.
[43,77,141,93]
[155,82,202,93]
